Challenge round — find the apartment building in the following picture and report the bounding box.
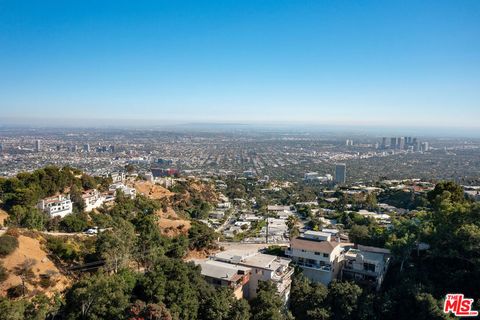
[211,250,294,301]
[285,231,346,285]
[37,194,73,218]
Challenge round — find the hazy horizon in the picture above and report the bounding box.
[1,0,480,128]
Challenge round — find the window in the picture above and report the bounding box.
[364,263,376,272]
[314,252,320,255]
[323,253,329,258]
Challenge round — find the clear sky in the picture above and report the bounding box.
[0,0,479,129]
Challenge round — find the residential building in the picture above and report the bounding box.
[37,194,73,218]
[285,231,346,285]
[82,189,106,212]
[110,172,126,183]
[196,260,251,299]
[109,183,136,199]
[212,250,293,301]
[341,245,391,291]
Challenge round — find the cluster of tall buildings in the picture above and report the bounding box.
[380,137,429,152]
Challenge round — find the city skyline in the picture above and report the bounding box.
[1,0,479,128]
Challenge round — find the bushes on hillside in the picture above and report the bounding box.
[0,263,8,283]
[0,235,19,257]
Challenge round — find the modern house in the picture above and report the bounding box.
[37,194,73,218]
[109,183,136,199]
[285,231,347,285]
[211,250,294,301]
[82,189,106,212]
[196,259,251,299]
[286,231,391,290]
[341,245,391,291]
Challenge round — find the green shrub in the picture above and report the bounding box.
[0,235,19,257]
[7,285,24,298]
[0,263,8,283]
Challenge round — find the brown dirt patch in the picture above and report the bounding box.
[0,209,8,226]
[134,181,174,200]
[0,234,70,297]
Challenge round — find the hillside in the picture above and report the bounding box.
[0,232,70,297]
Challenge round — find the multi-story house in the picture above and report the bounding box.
[211,250,294,301]
[37,194,73,218]
[196,259,251,299]
[286,231,391,290]
[341,245,391,291]
[82,189,106,212]
[285,231,347,285]
[109,183,136,199]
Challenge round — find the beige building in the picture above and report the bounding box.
[285,231,347,285]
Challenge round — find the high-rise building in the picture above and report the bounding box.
[398,137,405,150]
[390,137,397,149]
[83,144,90,152]
[335,163,346,184]
[0,142,3,153]
[381,137,387,149]
[422,142,430,152]
[35,139,41,152]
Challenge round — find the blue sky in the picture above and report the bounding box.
[0,0,479,128]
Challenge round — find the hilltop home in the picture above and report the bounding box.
[341,245,391,291]
[211,250,294,301]
[285,231,347,285]
[196,260,251,299]
[37,194,73,218]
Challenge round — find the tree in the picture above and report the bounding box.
[96,218,136,273]
[70,184,85,212]
[6,206,46,230]
[60,213,89,232]
[14,259,36,298]
[427,181,465,208]
[327,281,362,320]
[229,298,251,320]
[286,215,300,238]
[188,221,217,250]
[250,281,286,320]
[348,225,370,244]
[290,274,329,320]
[63,270,136,319]
[0,235,19,257]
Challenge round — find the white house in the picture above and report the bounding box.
[82,189,106,212]
[285,231,347,285]
[212,250,294,302]
[109,183,136,199]
[341,245,391,291]
[37,195,73,218]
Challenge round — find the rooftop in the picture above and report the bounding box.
[290,238,342,254]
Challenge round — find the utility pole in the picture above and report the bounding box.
[265,218,269,244]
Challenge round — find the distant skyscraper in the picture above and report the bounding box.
[83,143,90,152]
[398,137,405,150]
[390,137,397,149]
[35,139,41,152]
[0,142,3,153]
[335,163,346,184]
[422,142,430,152]
[381,137,387,149]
